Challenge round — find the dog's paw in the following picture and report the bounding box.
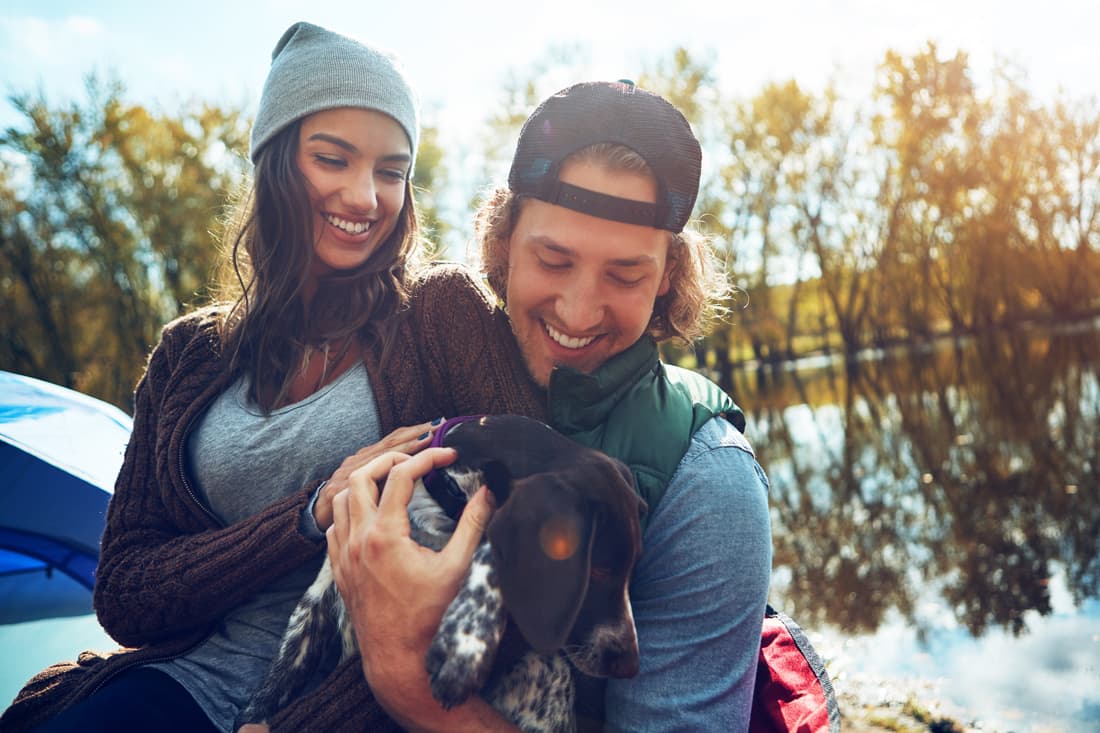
[426,621,492,709]
[426,543,505,708]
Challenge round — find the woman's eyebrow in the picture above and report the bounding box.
[380,152,413,165]
[305,133,411,165]
[307,132,358,152]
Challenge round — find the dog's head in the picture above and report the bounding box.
[440,415,646,679]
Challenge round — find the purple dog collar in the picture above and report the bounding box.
[423,415,485,521]
[427,415,482,449]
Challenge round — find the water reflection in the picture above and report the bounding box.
[732,325,1099,665]
[3,328,1097,724]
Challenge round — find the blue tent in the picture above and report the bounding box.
[0,371,132,624]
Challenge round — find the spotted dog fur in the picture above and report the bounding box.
[425,544,578,733]
[236,415,644,733]
[427,542,506,705]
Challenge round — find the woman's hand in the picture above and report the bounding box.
[313,419,442,531]
[327,448,509,731]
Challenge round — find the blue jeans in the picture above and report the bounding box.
[31,666,218,733]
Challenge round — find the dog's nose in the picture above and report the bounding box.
[604,647,640,678]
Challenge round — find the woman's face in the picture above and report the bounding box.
[295,107,411,275]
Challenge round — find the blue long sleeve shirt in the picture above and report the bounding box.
[604,417,772,732]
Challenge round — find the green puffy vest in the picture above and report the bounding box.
[546,337,745,526]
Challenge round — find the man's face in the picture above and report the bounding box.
[505,159,672,387]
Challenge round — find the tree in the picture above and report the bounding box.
[0,76,250,408]
[1012,94,1100,318]
[412,122,451,261]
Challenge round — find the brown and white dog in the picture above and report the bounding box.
[236,415,645,733]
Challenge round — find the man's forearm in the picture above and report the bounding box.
[363,657,521,733]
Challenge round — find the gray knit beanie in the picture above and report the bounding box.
[249,21,419,165]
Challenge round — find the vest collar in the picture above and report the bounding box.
[547,336,660,434]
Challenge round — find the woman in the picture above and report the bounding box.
[0,22,482,733]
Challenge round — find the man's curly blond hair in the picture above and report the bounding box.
[472,143,729,344]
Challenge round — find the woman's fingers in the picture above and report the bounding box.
[363,418,445,461]
[379,418,444,449]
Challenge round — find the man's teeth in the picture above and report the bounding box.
[545,322,596,349]
[326,215,370,234]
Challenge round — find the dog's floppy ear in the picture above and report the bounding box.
[479,459,513,507]
[487,476,595,655]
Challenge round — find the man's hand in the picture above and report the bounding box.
[327,447,510,731]
[313,419,442,531]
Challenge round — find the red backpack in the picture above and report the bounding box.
[749,605,840,732]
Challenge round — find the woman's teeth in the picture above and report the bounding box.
[544,322,596,349]
[326,214,370,234]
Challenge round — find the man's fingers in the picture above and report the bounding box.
[375,447,457,514]
[442,485,495,566]
[327,487,349,558]
[346,452,409,524]
[350,451,410,490]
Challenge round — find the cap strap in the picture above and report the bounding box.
[542,180,667,229]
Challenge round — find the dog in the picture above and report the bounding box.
[235,414,646,733]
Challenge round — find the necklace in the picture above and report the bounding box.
[298,335,355,393]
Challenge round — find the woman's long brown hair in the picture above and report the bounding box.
[219,119,420,413]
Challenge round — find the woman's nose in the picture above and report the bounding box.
[343,169,378,213]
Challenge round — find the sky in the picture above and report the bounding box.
[3,0,1099,148]
[2,0,1098,253]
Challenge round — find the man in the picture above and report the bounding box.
[327,80,772,733]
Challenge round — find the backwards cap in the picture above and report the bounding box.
[507,80,701,232]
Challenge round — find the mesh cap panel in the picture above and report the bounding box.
[507,81,701,232]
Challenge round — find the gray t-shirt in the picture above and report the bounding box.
[151,364,380,732]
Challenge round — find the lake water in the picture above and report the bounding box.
[2,324,1098,728]
[730,323,1100,731]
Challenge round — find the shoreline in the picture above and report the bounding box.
[832,667,1083,733]
[804,597,1100,733]
[835,671,975,732]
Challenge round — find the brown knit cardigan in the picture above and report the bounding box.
[0,264,547,733]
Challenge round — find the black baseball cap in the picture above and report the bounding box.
[507,80,701,233]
